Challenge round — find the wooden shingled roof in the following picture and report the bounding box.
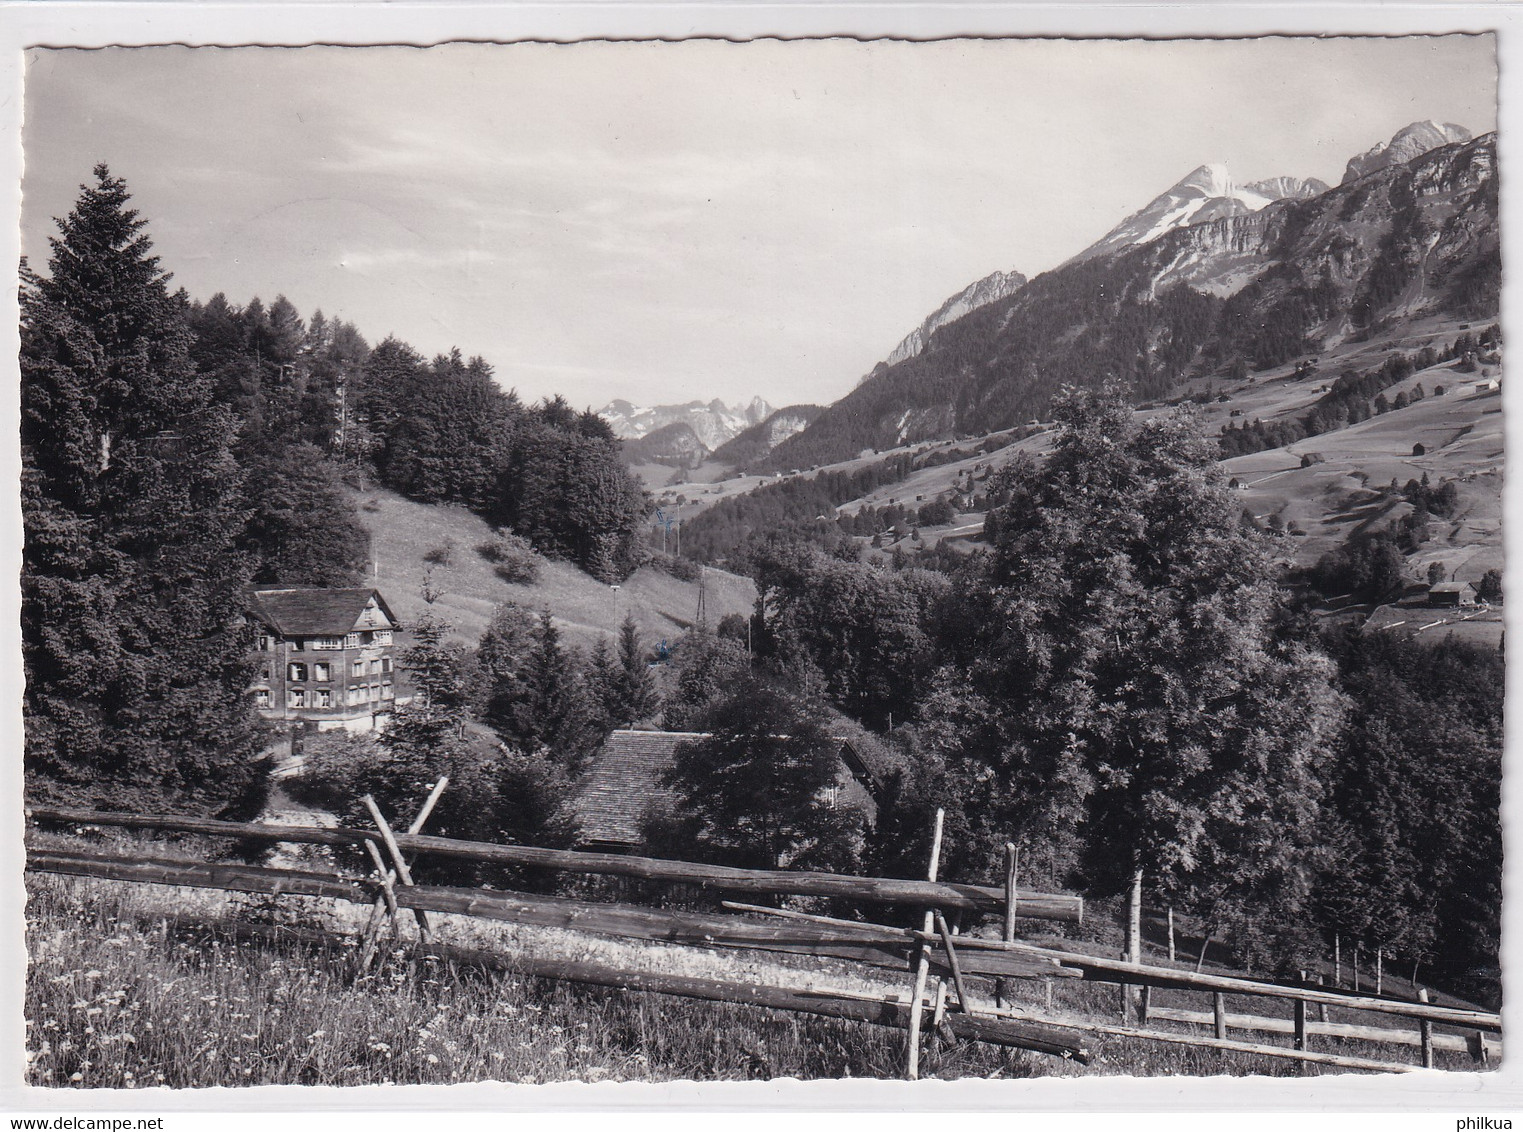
[572,728,888,850]
[245,585,399,638]
[573,730,705,849]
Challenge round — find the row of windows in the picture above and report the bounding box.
[254,683,395,710]
[256,630,394,652]
[283,658,392,682]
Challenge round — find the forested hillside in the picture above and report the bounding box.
[20,166,650,816]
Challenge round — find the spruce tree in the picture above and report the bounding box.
[615,614,659,724]
[21,165,265,815]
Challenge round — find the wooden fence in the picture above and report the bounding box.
[25,802,1499,1079]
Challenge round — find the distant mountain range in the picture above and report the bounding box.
[621,403,824,469]
[600,396,773,449]
[757,120,1498,472]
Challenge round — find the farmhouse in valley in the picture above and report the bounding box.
[1428,580,1480,607]
[245,585,405,733]
[574,729,888,852]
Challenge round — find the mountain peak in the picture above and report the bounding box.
[1342,120,1472,184]
[1067,161,1319,266]
[1176,162,1233,198]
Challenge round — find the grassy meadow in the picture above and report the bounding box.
[24,860,1478,1090]
[352,487,757,650]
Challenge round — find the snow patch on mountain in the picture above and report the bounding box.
[1067,164,1328,266]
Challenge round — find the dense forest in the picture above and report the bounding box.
[20,166,647,815]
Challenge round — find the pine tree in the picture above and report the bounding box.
[615,614,660,724]
[21,165,265,814]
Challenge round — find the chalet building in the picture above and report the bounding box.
[1428,580,1479,608]
[573,729,889,852]
[246,585,406,733]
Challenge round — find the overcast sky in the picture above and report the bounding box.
[21,36,1496,411]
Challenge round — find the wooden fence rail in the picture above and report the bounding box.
[25,846,1079,982]
[1146,1005,1500,1059]
[28,807,1082,922]
[28,808,1499,1075]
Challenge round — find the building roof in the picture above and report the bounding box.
[573,729,882,849]
[246,586,399,637]
[573,730,705,848]
[1428,581,1477,594]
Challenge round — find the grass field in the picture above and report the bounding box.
[352,488,756,650]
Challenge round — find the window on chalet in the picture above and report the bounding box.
[369,684,381,702]
[254,689,270,708]
[311,637,344,651]
[288,662,307,682]
[345,632,363,649]
[352,659,365,677]
[256,633,273,652]
[287,689,306,709]
[347,687,362,707]
[369,658,382,675]
[313,662,331,682]
[260,664,272,681]
[375,630,393,646]
[315,689,332,709]
[381,658,393,674]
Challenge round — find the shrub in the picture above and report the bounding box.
[649,552,700,582]
[423,541,455,567]
[1479,568,1503,602]
[477,530,542,585]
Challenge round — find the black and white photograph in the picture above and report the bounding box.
[4,13,1512,1107]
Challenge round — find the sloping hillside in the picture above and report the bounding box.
[352,488,756,650]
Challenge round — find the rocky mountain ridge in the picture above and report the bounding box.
[881,269,1028,368]
[758,129,1497,471]
[1343,120,1472,185]
[1067,163,1329,266]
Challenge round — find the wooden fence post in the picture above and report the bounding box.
[1214,993,1228,1041]
[1353,947,1360,994]
[1376,948,1383,996]
[995,843,1017,1008]
[1294,997,1309,1052]
[1316,975,1328,1024]
[363,794,433,944]
[1167,907,1175,964]
[1418,989,1434,1068]
[934,910,974,1017]
[1334,934,1341,988]
[905,808,944,1081]
[356,778,448,974]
